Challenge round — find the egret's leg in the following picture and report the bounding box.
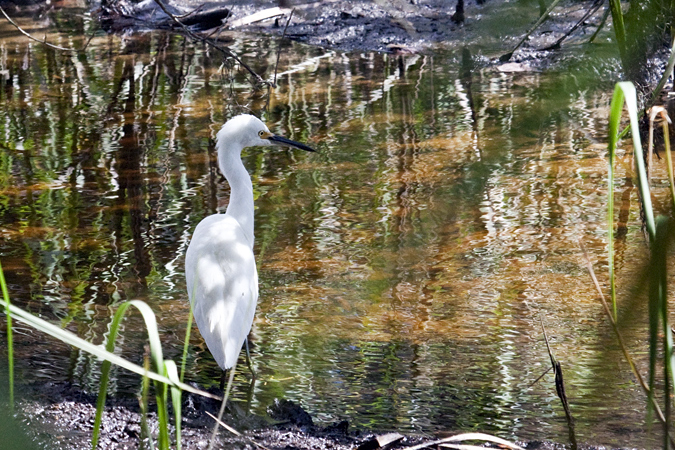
[219,370,227,391]
[208,360,237,450]
[244,374,256,413]
[244,338,256,379]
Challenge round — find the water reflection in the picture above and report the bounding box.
[0,12,664,448]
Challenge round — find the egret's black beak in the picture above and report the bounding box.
[268,134,316,152]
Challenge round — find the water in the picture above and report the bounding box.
[0,6,668,448]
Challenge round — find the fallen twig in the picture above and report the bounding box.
[499,0,564,61]
[540,0,604,51]
[205,411,271,450]
[582,243,675,447]
[587,3,610,44]
[152,0,268,86]
[404,432,524,450]
[272,9,295,88]
[528,366,553,388]
[0,5,77,52]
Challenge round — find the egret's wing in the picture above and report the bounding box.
[185,215,259,370]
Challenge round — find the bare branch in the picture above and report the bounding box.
[272,9,294,88]
[540,0,604,51]
[152,0,268,86]
[0,5,77,53]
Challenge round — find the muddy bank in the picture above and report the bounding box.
[227,0,465,53]
[225,0,669,92]
[90,0,610,57]
[10,381,620,450]
[225,0,598,54]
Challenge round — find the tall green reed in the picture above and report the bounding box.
[0,262,13,410]
[605,81,675,447]
[607,82,654,317]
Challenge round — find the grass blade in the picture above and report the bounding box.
[608,81,665,436]
[648,107,675,212]
[0,262,14,409]
[0,268,219,449]
[608,0,627,65]
[180,304,193,383]
[91,300,170,450]
[582,245,674,445]
[165,360,182,450]
[650,217,674,445]
[0,301,215,396]
[608,82,656,318]
[140,352,156,450]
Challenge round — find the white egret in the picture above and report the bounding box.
[184,114,314,444]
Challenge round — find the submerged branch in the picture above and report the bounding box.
[540,0,603,51]
[588,4,611,44]
[499,0,564,61]
[0,6,77,52]
[152,0,268,86]
[272,9,295,88]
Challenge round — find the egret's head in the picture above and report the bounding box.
[217,114,315,153]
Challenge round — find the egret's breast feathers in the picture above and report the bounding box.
[185,214,259,369]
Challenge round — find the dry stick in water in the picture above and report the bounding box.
[540,0,604,51]
[207,361,237,450]
[647,107,658,185]
[0,6,77,52]
[272,9,295,88]
[648,106,675,211]
[588,5,611,44]
[540,318,577,449]
[152,0,268,86]
[528,366,553,388]
[205,411,271,450]
[499,0,564,61]
[582,244,675,447]
[404,432,524,450]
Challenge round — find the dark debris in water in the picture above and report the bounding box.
[268,397,315,428]
[9,381,643,450]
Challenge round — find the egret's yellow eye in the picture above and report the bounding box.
[258,130,265,137]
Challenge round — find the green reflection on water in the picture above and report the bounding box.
[0,9,661,448]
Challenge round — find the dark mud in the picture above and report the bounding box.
[92,0,611,59]
[225,0,607,58]
[11,381,618,450]
[234,0,462,53]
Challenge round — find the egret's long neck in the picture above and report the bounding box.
[219,142,254,248]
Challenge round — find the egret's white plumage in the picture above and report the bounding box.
[185,114,314,371]
[185,213,258,369]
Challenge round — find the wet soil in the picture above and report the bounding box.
[13,381,614,450]
[230,0,464,53]
[214,0,602,55]
[91,0,611,59]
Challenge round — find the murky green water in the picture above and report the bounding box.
[0,6,670,448]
